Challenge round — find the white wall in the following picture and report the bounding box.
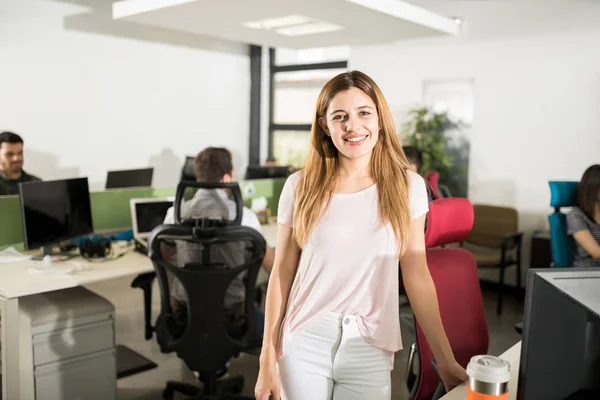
[351,5,600,285]
[0,0,250,190]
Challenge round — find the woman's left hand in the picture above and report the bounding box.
[437,360,468,392]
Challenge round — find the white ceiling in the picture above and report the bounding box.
[402,0,600,39]
[111,0,461,49]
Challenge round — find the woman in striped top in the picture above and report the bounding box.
[566,164,600,268]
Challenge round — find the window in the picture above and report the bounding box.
[268,47,348,168]
[273,69,348,125]
[272,130,311,168]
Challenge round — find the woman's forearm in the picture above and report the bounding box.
[260,266,295,363]
[404,266,455,366]
[573,230,600,259]
[260,225,300,365]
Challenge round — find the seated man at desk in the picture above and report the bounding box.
[0,131,41,195]
[162,146,275,334]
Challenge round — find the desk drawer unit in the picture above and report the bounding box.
[19,286,117,400]
[35,348,116,400]
[32,319,114,366]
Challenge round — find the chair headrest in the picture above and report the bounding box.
[425,198,474,248]
[425,171,440,184]
[174,180,244,226]
[425,171,441,199]
[549,181,578,209]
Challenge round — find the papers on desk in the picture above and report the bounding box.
[0,247,32,263]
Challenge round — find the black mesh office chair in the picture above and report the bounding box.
[130,156,199,341]
[148,181,266,400]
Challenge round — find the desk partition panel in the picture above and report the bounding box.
[0,178,286,250]
[0,195,23,250]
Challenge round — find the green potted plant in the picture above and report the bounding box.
[402,106,467,197]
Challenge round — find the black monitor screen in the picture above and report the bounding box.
[245,165,293,180]
[106,168,153,189]
[135,201,173,234]
[19,177,94,250]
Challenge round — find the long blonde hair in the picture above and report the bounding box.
[293,70,413,255]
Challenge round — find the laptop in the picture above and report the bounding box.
[130,197,174,252]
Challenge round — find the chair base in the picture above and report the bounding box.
[162,375,251,400]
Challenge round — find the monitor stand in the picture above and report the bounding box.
[30,245,79,261]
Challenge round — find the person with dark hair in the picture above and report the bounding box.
[0,131,41,195]
[403,145,434,198]
[402,145,423,174]
[192,146,235,182]
[162,147,275,334]
[566,164,600,268]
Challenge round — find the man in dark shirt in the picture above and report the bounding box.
[0,131,41,195]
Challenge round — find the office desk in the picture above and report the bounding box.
[261,222,278,248]
[0,223,278,400]
[441,341,521,400]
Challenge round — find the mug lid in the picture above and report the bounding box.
[467,355,511,384]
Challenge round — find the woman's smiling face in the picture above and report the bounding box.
[321,87,379,161]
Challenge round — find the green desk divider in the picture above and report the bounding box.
[240,178,286,214]
[0,195,24,250]
[0,177,287,250]
[91,187,175,231]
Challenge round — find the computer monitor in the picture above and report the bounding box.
[19,177,94,257]
[245,165,294,180]
[181,156,195,182]
[518,268,600,400]
[105,167,153,189]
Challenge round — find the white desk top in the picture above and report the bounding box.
[0,223,279,300]
[261,223,278,248]
[441,341,521,399]
[0,251,153,299]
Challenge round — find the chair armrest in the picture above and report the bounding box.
[405,343,418,393]
[131,272,157,340]
[131,272,156,289]
[500,232,524,262]
[501,232,524,250]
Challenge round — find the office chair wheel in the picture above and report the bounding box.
[231,375,244,394]
[162,388,174,400]
[214,375,245,395]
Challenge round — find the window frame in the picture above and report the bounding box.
[267,47,348,161]
[248,44,262,166]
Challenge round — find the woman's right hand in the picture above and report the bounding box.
[254,361,281,400]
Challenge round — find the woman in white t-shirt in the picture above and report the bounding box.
[255,71,467,400]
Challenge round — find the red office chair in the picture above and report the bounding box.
[406,198,489,400]
[425,171,441,199]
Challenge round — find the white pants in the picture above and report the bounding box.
[277,312,391,400]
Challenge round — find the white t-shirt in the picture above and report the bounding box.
[276,170,429,369]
